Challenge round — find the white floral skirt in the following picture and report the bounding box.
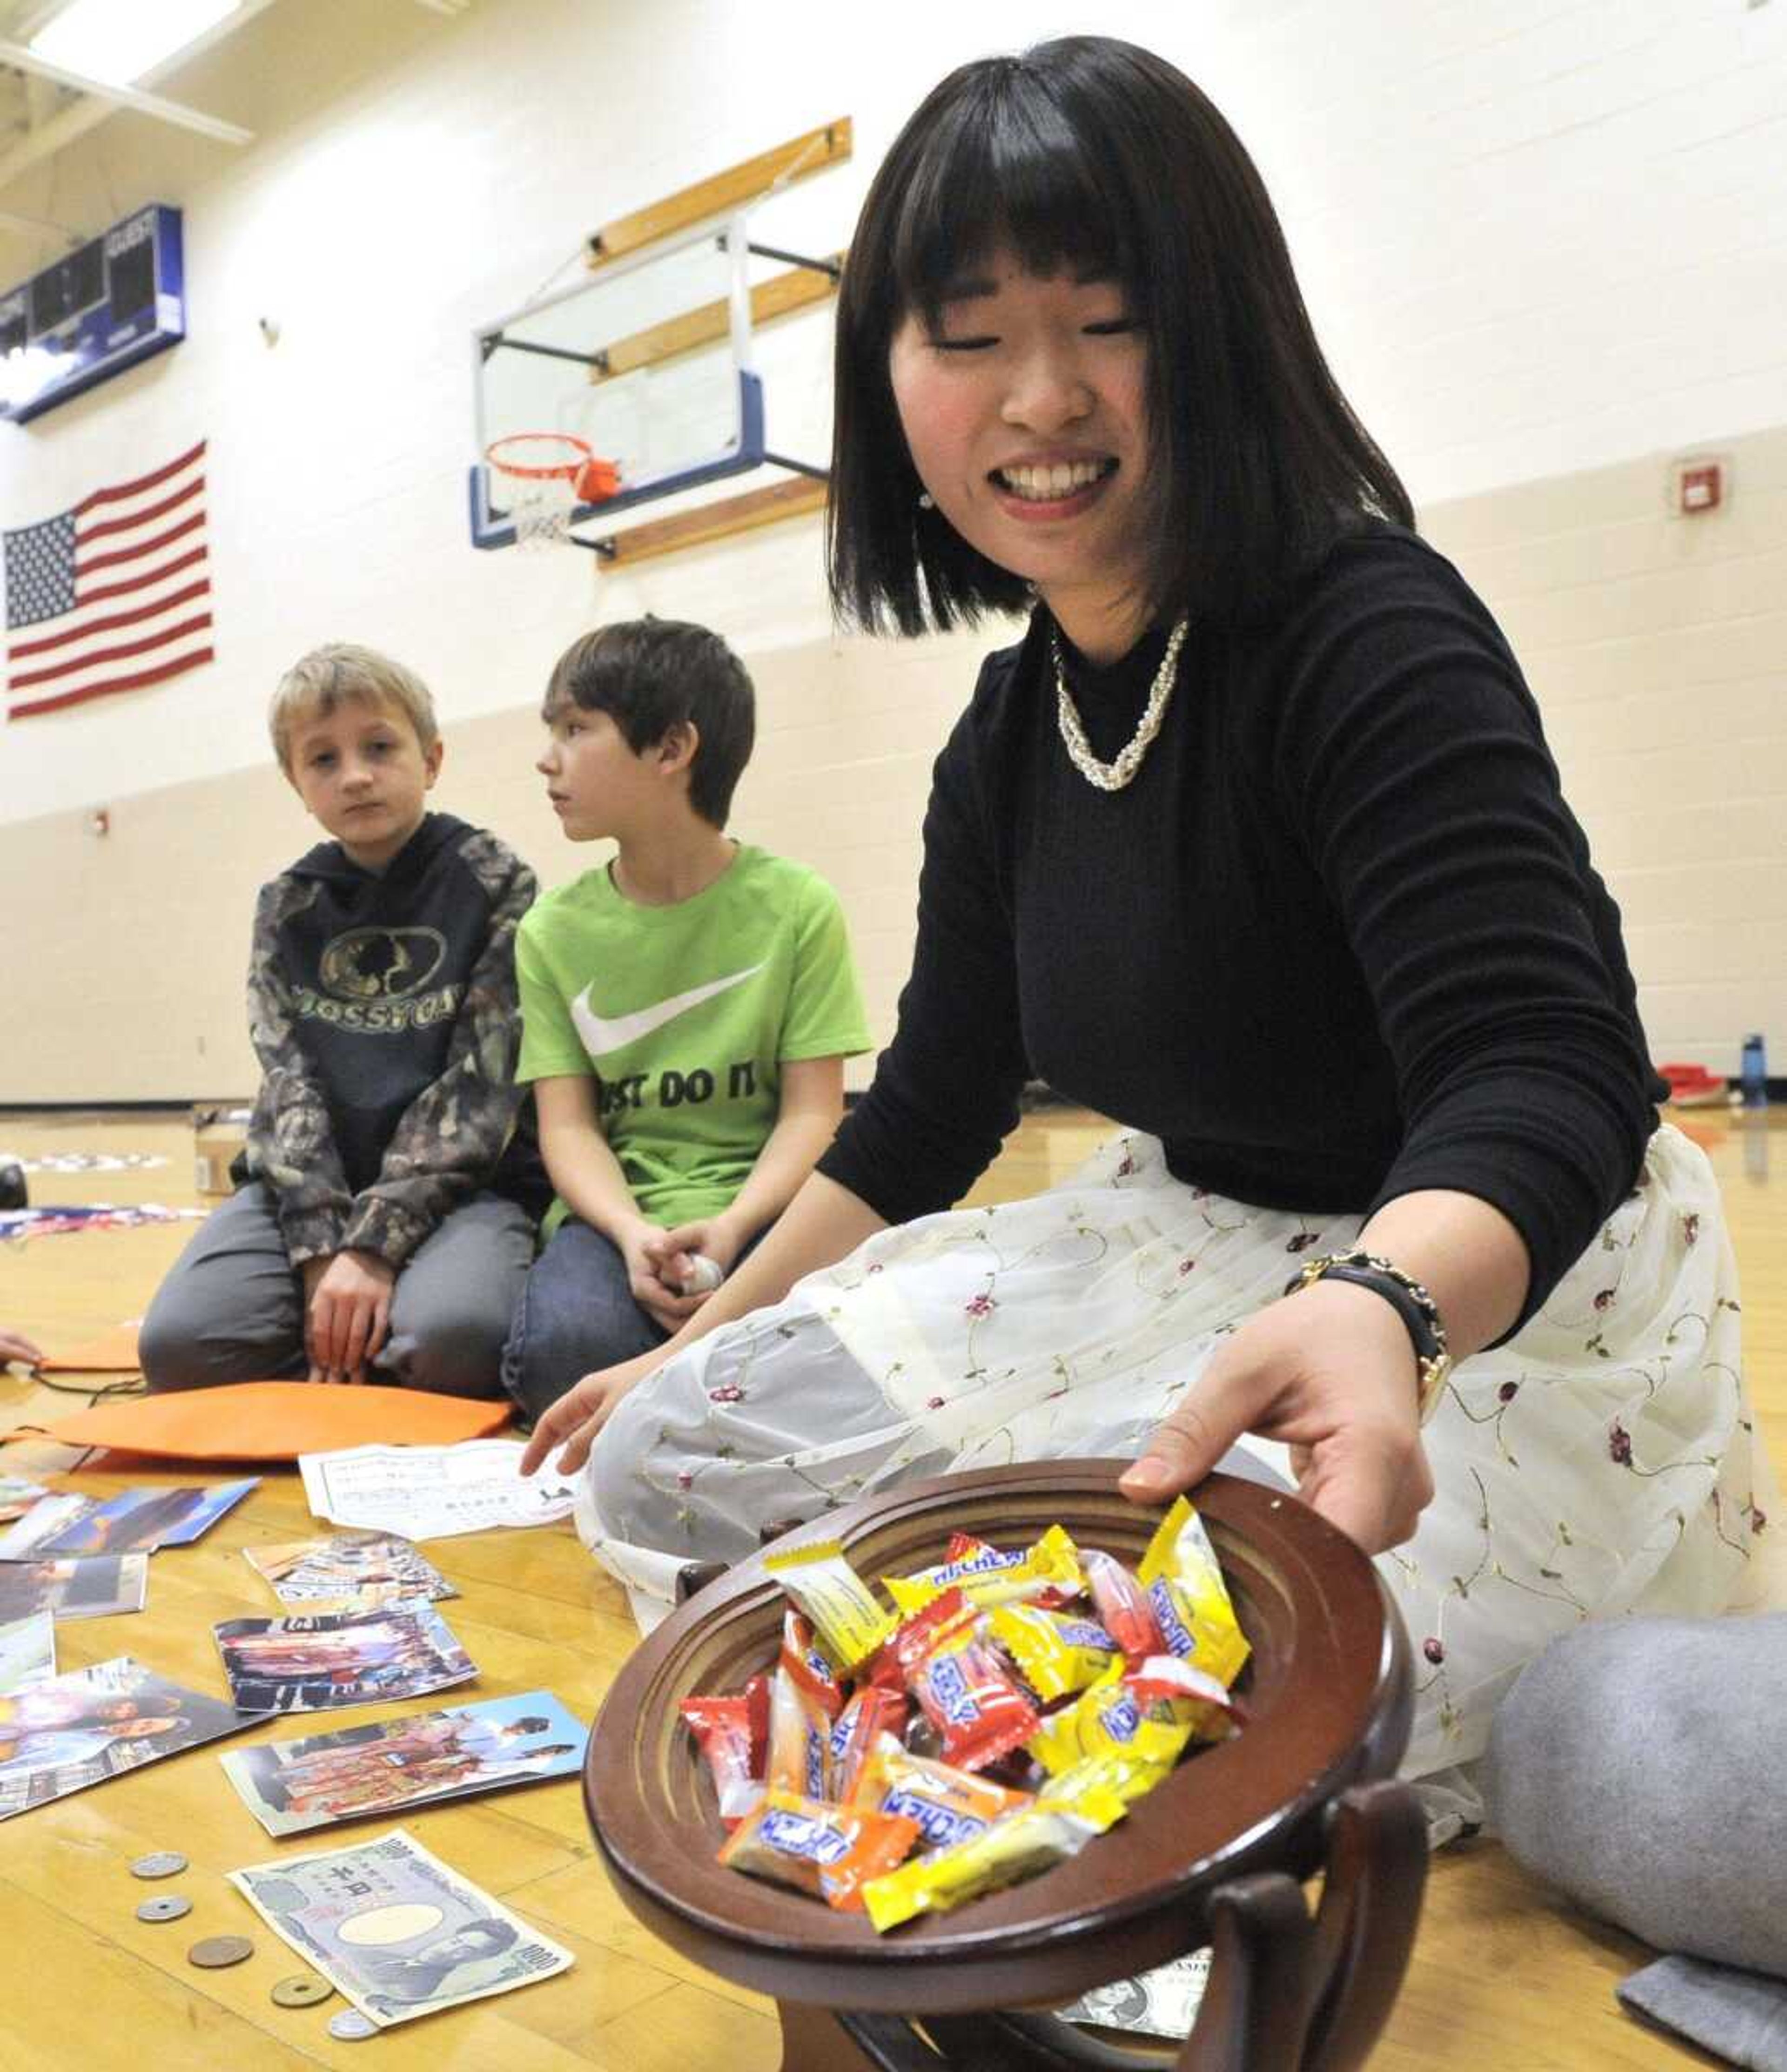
[580,1123,1762,1788]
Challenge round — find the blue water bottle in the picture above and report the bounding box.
[1741,1033,1768,1108]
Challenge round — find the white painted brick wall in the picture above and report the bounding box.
[0,0,1782,1092]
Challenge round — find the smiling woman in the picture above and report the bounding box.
[534,35,1762,1832]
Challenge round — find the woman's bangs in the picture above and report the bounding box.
[889,81,1140,328]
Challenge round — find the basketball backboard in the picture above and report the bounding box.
[470,214,802,551]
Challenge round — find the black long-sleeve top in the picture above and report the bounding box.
[819,525,1661,1333]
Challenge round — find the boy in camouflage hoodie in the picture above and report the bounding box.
[141,645,544,1398]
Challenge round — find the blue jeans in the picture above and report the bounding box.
[139,1183,534,1399]
[500,1217,763,1423]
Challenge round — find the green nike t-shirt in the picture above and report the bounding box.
[514,843,872,1228]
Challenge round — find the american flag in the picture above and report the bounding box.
[4,437,212,722]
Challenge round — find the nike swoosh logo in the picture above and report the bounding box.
[570,962,765,1056]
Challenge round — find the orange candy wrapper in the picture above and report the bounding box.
[766,1663,832,1801]
[851,1732,1033,1854]
[860,1756,1134,1933]
[718,1789,920,1910]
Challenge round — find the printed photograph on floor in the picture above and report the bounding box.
[0,1656,257,1820]
[219,1689,586,1836]
[212,1602,476,1714]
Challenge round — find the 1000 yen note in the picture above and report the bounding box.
[227,1827,572,2027]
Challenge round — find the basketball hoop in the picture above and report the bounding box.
[484,432,622,549]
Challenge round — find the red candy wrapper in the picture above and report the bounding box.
[827,1684,908,1803]
[680,1694,764,1826]
[867,1585,973,1692]
[908,1619,1040,1772]
[782,1609,846,1719]
[1083,1547,1165,1659]
[742,1671,772,1777]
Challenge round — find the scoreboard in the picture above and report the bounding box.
[0,205,186,426]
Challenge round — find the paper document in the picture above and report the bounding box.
[299,1441,575,1541]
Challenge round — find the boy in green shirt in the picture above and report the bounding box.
[502,619,871,1420]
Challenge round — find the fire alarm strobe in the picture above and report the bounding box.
[1678,460,1723,515]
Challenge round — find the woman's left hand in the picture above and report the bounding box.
[1118,1277,1434,1554]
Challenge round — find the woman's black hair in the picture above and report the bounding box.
[828,34,1413,635]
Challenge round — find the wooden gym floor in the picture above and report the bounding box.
[1,1101,1781,2071]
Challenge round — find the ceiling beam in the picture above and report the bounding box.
[0,40,253,143]
[0,0,282,196]
[0,202,81,247]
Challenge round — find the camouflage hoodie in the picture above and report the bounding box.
[240,812,544,1268]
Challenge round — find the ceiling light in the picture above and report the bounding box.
[29,0,242,90]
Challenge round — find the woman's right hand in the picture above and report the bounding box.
[519,1346,668,1478]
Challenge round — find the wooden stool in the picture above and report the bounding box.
[584,1462,1425,2072]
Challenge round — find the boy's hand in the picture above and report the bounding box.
[518,1348,666,1477]
[644,1214,743,1307]
[304,1250,396,1384]
[617,1219,704,1334]
[0,1327,44,1370]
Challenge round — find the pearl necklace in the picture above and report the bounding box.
[1052,613,1189,792]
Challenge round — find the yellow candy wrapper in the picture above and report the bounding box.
[763,1538,897,1672]
[861,1752,1134,1932]
[1028,1652,1238,1775]
[885,1524,1084,1616]
[1137,1495,1251,1689]
[988,1601,1118,1703]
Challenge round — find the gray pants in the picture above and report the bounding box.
[140,1183,533,1399]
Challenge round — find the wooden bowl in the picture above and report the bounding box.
[584,1459,1411,2016]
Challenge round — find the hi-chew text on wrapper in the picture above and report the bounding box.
[903,1607,1039,1772]
[989,1601,1118,1702]
[861,1756,1136,1933]
[766,1663,831,1802]
[1029,1654,1240,1776]
[763,1540,896,1672]
[826,1685,908,1803]
[782,1608,846,1718]
[719,1789,919,1910]
[1137,1495,1250,1687]
[885,1525,1083,1615]
[850,1732,1033,1854]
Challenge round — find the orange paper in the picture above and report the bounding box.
[44,1382,511,1463]
[39,1325,144,1372]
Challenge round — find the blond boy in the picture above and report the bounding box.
[141,645,544,1397]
